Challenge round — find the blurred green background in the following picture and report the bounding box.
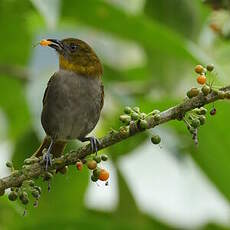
[1,0,230,229]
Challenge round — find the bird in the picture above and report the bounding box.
[33,38,104,170]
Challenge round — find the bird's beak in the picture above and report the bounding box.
[47,39,64,53]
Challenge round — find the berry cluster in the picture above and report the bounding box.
[76,154,109,184]
[3,161,42,215]
[120,106,161,146]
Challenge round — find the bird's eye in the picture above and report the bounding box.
[69,43,78,52]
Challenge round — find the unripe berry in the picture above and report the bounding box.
[194,65,204,74]
[207,64,214,72]
[133,107,140,113]
[91,175,98,182]
[199,115,206,125]
[139,120,148,129]
[87,160,97,170]
[191,119,200,128]
[6,161,12,168]
[201,85,211,96]
[124,106,132,114]
[101,154,108,161]
[34,186,42,194]
[8,191,17,201]
[119,114,131,124]
[199,107,207,115]
[31,189,40,199]
[93,168,101,178]
[93,155,101,163]
[151,135,161,144]
[187,88,199,98]
[131,112,139,120]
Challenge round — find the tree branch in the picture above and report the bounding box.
[0,86,230,192]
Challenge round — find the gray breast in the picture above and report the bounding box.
[41,70,103,141]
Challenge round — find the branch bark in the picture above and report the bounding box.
[0,86,230,192]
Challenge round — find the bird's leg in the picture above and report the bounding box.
[80,136,100,155]
[43,139,54,170]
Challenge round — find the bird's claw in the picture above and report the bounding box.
[43,151,52,171]
[81,136,100,154]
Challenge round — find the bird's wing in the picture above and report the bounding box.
[100,83,104,111]
[42,73,58,106]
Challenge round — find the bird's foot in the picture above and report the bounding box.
[43,151,52,171]
[80,136,100,154]
[43,139,54,170]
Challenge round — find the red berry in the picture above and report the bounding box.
[76,161,83,171]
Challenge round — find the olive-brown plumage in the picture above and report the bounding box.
[34,38,104,168]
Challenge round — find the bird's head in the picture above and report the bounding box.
[46,38,103,77]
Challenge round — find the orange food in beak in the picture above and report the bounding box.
[40,39,52,47]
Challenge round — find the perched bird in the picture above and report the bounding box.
[34,38,104,169]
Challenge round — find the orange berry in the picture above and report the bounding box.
[87,160,97,170]
[197,75,206,85]
[99,169,109,181]
[76,161,83,171]
[194,65,204,74]
[40,39,52,47]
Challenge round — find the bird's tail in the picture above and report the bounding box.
[33,136,66,158]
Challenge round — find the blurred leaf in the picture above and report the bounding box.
[0,76,31,139]
[61,0,197,62]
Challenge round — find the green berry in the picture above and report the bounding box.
[201,85,211,96]
[140,120,148,129]
[131,112,139,120]
[124,106,132,114]
[191,119,200,128]
[133,107,140,113]
[28,180,35,187]
[119,114,131,124]
[8,191,18,201]
[206,64,214,72]
[101,154,108,161]
[91,175,98,182]
[34,186,42,194]
[199,115,206,125]
[6,161,12,168]
[93,155,101,163]
[151,135,161,145]
[21,196,29,205]
[140,113,146,119]
[31,189,40,198]
[93,168,101,178]
[87,160,97,170]
[199,107,207,115]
